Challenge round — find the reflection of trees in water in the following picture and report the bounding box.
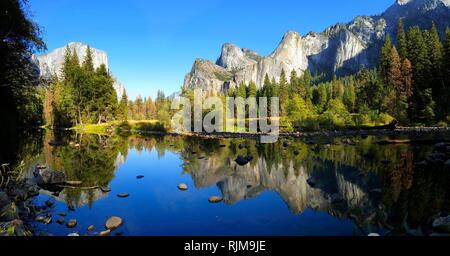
[180,136,450,234]
[42,131,128,207]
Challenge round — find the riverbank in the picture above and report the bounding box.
[69,120,450,141]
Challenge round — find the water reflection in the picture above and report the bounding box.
[8,130,450,235]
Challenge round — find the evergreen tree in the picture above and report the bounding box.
[247,81,257,97]
[380,34,393,84]
[82,45,94,72]
[279,69,289,115]
[397,18,408,59]
[407,27,434,123]
[236,81,247,98]
[429,23,445,119]
[118,90,128,121]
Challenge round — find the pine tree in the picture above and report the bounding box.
[397,18,408,59]
[247,81,257,97]
[279,69,289,115]
[407,27,434,123]
[118,90,128,121]
[289,70,298,94]
[429,23,445,119]
[380,34,393,84]
[400,58,413,123]
[82,45,95,72]
[236,81,247,98]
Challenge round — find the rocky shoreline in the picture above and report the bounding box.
[133,127,450,142]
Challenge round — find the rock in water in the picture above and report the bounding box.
[208,196,223,204]
[99,230,111,237]
[178,183,188,191]
[117,193,129,198]
[66,219,77,228]
[56,218,64,225]
[100,186,111,193]
[87,225,95,231]
[136,175,144,179]
[105,216,123,230]
[68,233,80,237]
[45,199,55,207]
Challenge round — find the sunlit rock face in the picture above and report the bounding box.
[184,0,450,94]
[32,42,126,99]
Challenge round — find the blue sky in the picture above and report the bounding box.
[28,0,395,99]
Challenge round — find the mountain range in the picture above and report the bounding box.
[32,42,126,99]
[183,0,450,94]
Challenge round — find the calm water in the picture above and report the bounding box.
[7,130,450,236]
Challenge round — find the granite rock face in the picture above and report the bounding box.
[183,0,450,94]
[32,42,126,99]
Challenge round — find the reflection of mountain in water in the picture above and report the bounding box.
[185,155,381,218]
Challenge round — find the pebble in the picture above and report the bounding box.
[99,230,111,236]
[208,196,223,204]
[45,199,55,207]
[66,219,77,228]
[58,212,68,217]
[105,216,123,230]
[56,218,65,225]
[178,183,188,191]
[88,225,95,231]
[117,193,129,198]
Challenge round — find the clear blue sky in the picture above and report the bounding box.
[28,0,395,99]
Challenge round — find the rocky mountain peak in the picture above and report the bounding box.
[33,42,126,99]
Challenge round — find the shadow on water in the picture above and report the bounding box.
[4,129,450,236]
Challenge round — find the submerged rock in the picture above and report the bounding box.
[66,219,77,228]
[208,196,223,204]
[99,230,111,236]
[136,175,145,179]
[56,218,65,225]
[178,183,188,191]
[68,232,80,236]
[100,187,111,193]
[105,216,123,230]
[117,193,129,198]
[45,199,55,207]
[88,225,95,231]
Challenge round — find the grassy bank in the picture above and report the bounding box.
[72,120,165,136]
